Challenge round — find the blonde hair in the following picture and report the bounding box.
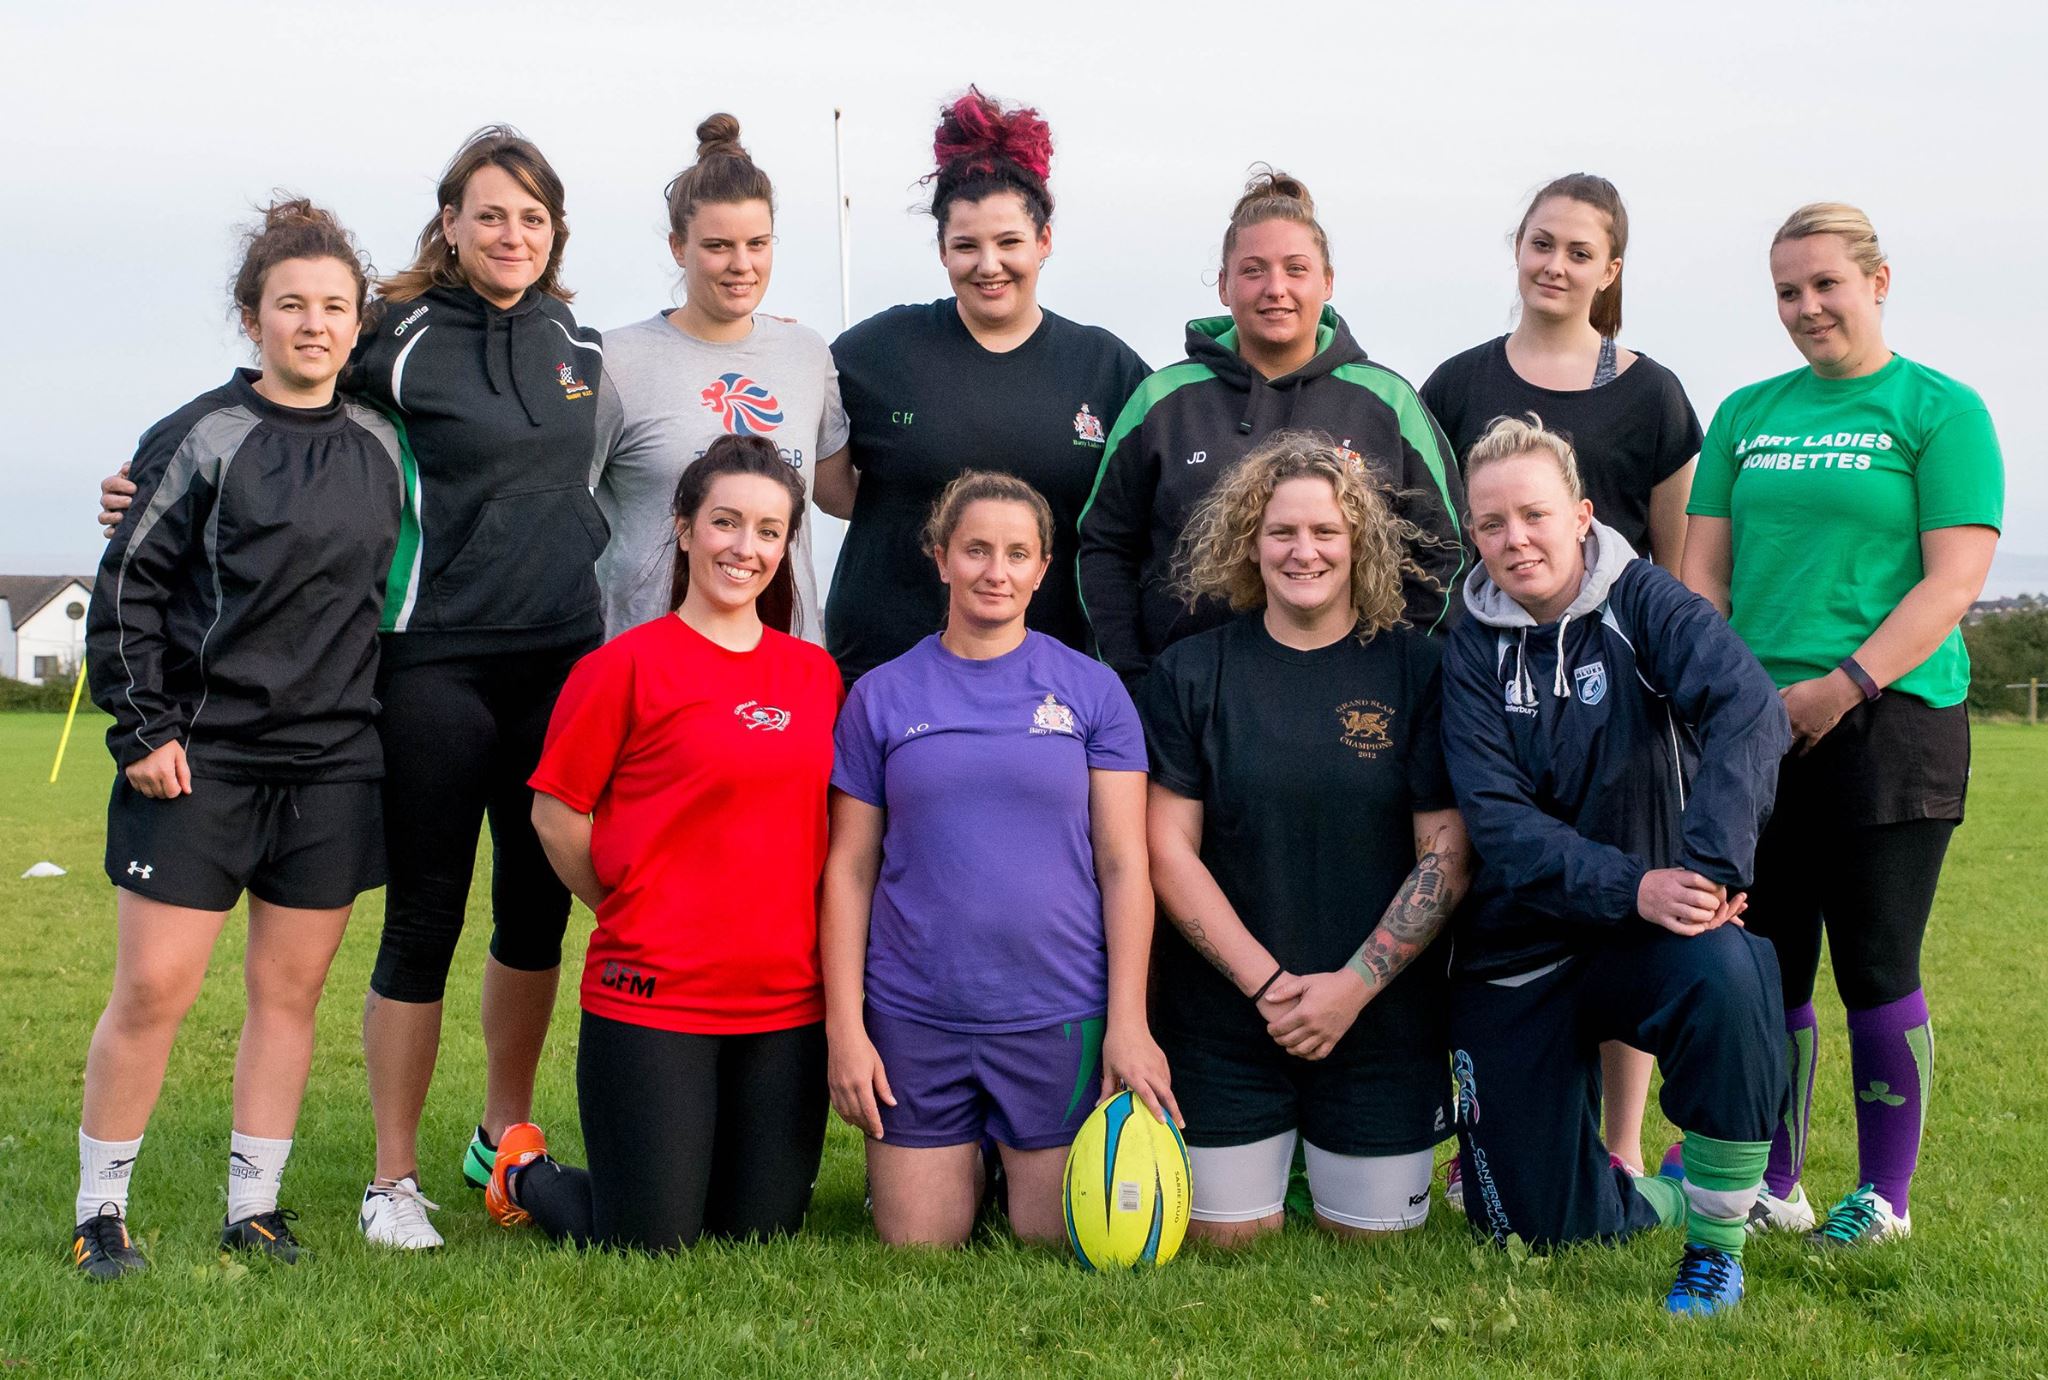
[1772,202,1886,277]
[1221,165,1331,276]
[1463,413,1584,503]
[1174,430,1428,637]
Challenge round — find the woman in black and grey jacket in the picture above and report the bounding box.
[346,127,607,1250]
[75,200,401,1278]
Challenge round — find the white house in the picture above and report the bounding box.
[0,576,93,685]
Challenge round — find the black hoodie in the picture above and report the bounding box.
[1076,308,1466,682]
[350,283,608,661]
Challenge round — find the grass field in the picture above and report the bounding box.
[2,712,2044,1378]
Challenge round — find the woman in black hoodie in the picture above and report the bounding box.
[346,127,607,1250]
[1078,168,1467,686]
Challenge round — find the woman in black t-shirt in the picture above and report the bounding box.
[1139,430,1471,1246]
[1421,174,1700,576]
[813,87,1148,683]
[1419,173,1701,1176]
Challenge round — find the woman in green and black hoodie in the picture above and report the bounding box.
[349,127,607,1251]
[1078,169,1466,685]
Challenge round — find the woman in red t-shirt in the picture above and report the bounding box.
[487,434,842,1252]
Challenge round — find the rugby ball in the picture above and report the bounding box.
[1062,1091,1191,1269]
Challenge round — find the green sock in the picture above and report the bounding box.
[1631,1173,1685,1227]
[1679,1132,1770,1258]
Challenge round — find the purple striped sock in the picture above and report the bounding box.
[1847,990,1932,1214]
[1766,1001,1818,1198]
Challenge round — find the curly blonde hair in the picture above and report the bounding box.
[1173,430,1431,637]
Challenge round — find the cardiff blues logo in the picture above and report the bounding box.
[700,373,785,435]
[734,700,791,732]
[1573,661,1608,707]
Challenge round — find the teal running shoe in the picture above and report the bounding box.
[461,1128,494,1191]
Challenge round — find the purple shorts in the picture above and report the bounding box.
[867,1006,1105,1150]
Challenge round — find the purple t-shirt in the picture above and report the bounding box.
[832,631,1148,1032]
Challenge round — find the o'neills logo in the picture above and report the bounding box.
[392,304,430,337]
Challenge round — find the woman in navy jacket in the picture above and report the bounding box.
[1438,414,1788,1318]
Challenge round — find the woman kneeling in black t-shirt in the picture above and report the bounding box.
[1138,430,1471,1245]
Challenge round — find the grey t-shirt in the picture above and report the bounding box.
[592,311,850,642]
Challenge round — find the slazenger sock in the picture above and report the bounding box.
[1679,1132,1770,1258]
[1631,1171,1685,1227]
[1765,1000,1818,1197]
[77,1130,143,1226]
[226,1131,293,1222]
[1847,989,1932,1214]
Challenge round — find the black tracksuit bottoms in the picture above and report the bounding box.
[369,642,591,1003]
[517,1012,829,1252]
[1450,925,1788,1249]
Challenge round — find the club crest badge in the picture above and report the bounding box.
[735,700,791,731]
[1030,694,1077,736]
[1573,661,1608,707]
[1073,402,1106,446]
[556,361,592,402]
[1337,699,1395,759]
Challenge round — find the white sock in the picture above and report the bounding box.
[77,1129,143,1227]
[226,1131,293,1222]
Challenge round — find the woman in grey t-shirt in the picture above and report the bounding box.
[592,113,849,643]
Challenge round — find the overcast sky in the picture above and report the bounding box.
[6,0,2041,595]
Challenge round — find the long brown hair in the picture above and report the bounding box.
[378,125,574,306]
[1515,174,1628,338]
[670,435,808,633]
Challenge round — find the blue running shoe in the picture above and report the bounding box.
[1664,1244,1744,1317]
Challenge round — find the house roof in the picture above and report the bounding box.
[0,575,92,631]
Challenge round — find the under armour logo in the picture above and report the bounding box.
[126,861,153,880]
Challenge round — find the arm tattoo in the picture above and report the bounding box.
[1345,827,1467,993]
[1178,916,1241,990]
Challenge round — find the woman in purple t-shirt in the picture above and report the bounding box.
[820,472,1178,1249]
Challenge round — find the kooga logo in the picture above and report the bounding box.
[600,961,657,999]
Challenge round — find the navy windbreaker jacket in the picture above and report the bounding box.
[1440,522,1790,978]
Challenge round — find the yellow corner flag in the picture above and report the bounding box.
[50,659,87,784]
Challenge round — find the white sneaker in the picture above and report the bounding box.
[1746,1182,1818,1234]
[359,1176,443,1250]
[1809,1183,1910,1246]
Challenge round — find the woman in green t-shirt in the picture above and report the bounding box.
[1682,202,2003,1249]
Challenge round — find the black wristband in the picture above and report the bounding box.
[1250,966,1284,1004]
[1839,655,1883,702]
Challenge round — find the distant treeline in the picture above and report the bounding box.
[1963,609,2048,716]
[0,673,78,712]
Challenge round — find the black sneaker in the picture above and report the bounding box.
[72,1207,146,1280]
[222,1208,304,1263]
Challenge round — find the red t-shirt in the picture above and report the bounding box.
[529,614,842,1035]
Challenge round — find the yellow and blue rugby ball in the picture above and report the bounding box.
[1062,1090,1191,1269]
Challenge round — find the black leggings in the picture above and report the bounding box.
[368,643,589,1002]
[1745,816,1956,1011]
[518,1012,829,1252]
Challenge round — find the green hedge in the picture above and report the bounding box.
[0,672,82,712]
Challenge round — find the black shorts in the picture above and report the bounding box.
[1777,692,1969,828]
[1159,1021,1449,1158]
[104,775,385,911]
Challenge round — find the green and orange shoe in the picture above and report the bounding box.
[485,1122,549,1229]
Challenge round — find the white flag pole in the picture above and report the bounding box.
[834,107,852,332]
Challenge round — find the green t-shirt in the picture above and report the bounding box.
[1690,355,2003,708]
